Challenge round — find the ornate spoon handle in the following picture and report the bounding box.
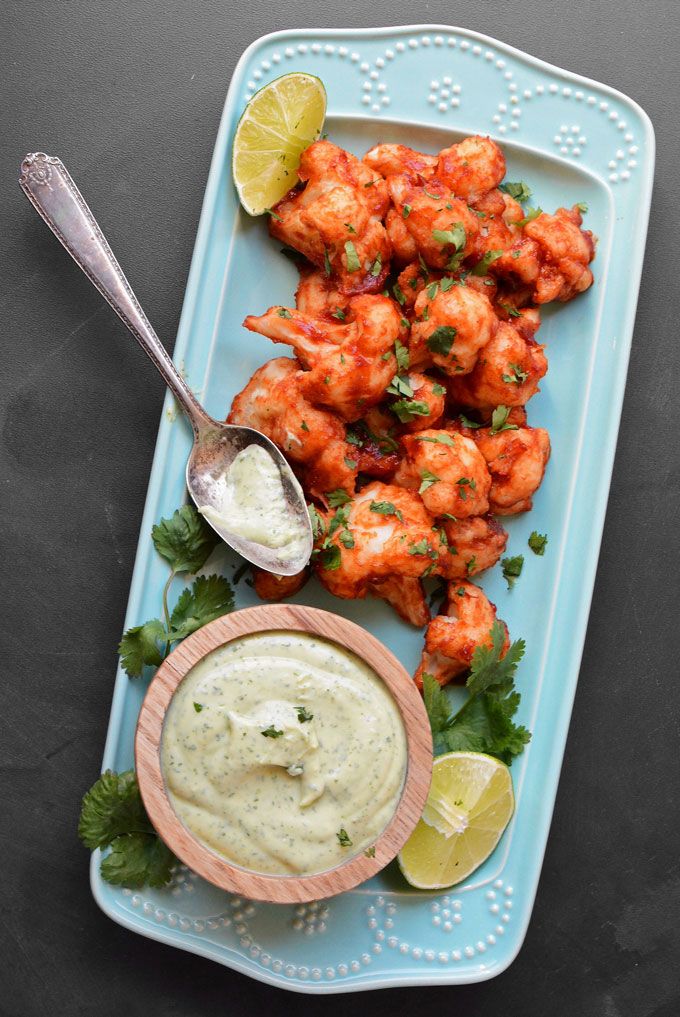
[19,152,212,433]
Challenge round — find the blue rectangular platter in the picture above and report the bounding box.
[92,25,654,992]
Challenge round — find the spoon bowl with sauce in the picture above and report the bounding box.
[19,153,313,576]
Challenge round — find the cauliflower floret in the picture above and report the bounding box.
[415,580,509,688]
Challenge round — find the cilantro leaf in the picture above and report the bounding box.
[327,489,351,508]
[151,504,219,574]
[471,250,503,276]
[337,828,353,847]
[261,725,284,738]
[118,619,166,678]
[169,575,235,640]
[344,240,361,272]
[370,252,382,277]
[466,620,525,697]
[78,770,154,850]
[528,531,548,556]
[459,413,481,429]
[394,337,410,372]
[100,832,176,889]
[432,224,466,249]
[443,691,531,765]
[387,373,414,398]
[79,770,177,889]
[308,503,325,540]
[296,706,314,723]
[421,626,530,764]
[415,433,456,447]
[500,180,532,204]
[490,405,519,435]
[320,544,342,570]
[502,363,529,385]
[501,555,524,590]
[426,326,457,357]
[575,201,588,213]
[421,674,453,751]
[390,398,431,423]
[370,501,404,522]
[392,281,406,306]
[515,206,542,228]
[419,470,440,493]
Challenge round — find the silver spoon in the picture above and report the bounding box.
[19,152,313,576]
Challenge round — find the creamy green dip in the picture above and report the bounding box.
[161,631,407,875]
[198,443,308,563]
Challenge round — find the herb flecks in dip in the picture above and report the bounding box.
[161,631,407,875]
[198,443,308,563]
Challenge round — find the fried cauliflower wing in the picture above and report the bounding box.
[491,206,595,304]
[368,575,430,627]
[415,580,509,688]
[386,174,480,270]
[243,293,402,421]
[435,136,506,202]
[440,514,508,579]
[363,142,438,179]
[410,283,498,375]
[394,428,492,518]
[314,482,448,600]
[269,140,391,294]
[475,425,551,514]
[447,321,548,409]
[227,357,357,498]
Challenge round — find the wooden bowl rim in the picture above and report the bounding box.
[135,604,432,903]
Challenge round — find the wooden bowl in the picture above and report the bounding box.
[135,604,432,903]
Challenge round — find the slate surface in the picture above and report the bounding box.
[2,2,679,1014]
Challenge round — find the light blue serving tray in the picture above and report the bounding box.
[91,25,654,992]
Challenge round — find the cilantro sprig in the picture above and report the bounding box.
[118,505,234,676]
[422,622,530,764]
[78,770,176,888]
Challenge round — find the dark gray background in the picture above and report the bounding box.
[2,1,679,1015]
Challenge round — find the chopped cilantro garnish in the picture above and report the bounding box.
[344,240,361,272]
[419,470,440,493]
[392,281,406,306]
[415,433,455,447]
[370,500,404,522]
[390,399,430,423]
[471,250,503,276]
[337,828,353,847]
[277,307,292,318]
[432,224,466,250]
[490,405,519,435]
[326,489,351,507]
[501,555,524,589]
[426,325,457,357]
[528,531,548,556]
[502,363,529,385]
[500,181,532,204]
[515,207,542,227]
[261,725,284,738]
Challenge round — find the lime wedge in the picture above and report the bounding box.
[232,72,327,216]
[398,752,515,889]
